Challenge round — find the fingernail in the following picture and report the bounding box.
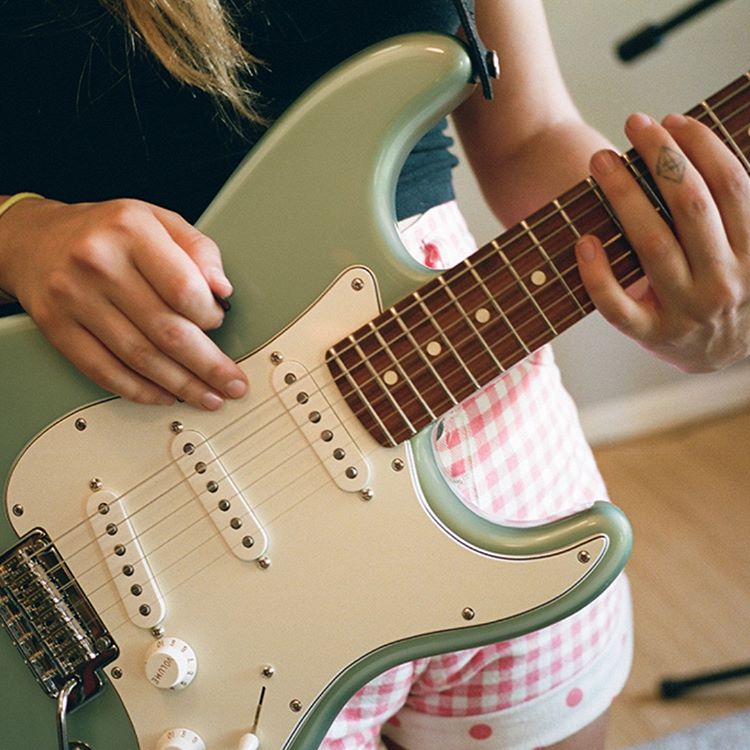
[210,269,233,298]
[224,379,247,399]
[201,391,224,410]
[662,112,688,129]
[626,112,653,132]
[577,236,597,263]
[591,150,619,177]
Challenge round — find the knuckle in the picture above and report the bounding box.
[639,230,672,259]
[101,198,148,232]
[126,339,157,374]
[70,236,114,276]
[673,186,710,221]
[717,162,750,203]
[154,318,191,352]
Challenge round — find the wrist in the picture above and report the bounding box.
[0,193,46,302]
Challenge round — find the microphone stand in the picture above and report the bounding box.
[616,0,735,62]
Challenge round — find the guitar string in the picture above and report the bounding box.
[13,171,648,636]
[13,91,750,636]
[14,97,749,614]
[13,94,750,620]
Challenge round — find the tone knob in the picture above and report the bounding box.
[155,728,205,750]
[145,636,198,690]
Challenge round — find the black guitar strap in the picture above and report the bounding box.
[451,0,499,100]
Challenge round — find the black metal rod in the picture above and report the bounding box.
[616,0,734,62]
[660,662,750,699]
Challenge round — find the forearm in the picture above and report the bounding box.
[460,117,614,229]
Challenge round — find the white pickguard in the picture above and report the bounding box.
[6,267,604,750]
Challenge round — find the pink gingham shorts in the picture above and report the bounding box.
[320,202,632,750]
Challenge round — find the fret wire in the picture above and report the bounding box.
[521,218,586,318]
[621,151,674,227]
[327,345,397,446]
[493,241,559,336]
[462,257,528,356]
[344,233,641,435]
[335,104,750,433]
[389,309,459,407]
[700,100,750,173]
[436,275,506,374]
[327,110,750,402]
[412,289,481,390]
[333,103,749,374]
[349,336,417,435]
[367,321,437,421]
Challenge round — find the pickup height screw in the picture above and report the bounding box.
[261,665,275,678]
[391,458,405,472]
[577,550,592,564]
[111,667,123,680]
[11,504,24,517]
[270,351,284,365]
[90,478,103,491]
[290,699,303,712]
[75,418,87,431]
[351,277,365,291]
[170,421,184,434]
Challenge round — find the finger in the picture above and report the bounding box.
[623,112,731,275]
[43,319,177,406]
[152,206,234,299]
[590,145,691,298]
[661,113,750,256]
[576,234,656,341]
[103,274,248,403]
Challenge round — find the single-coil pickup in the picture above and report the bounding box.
[272,361,370,492]
[86,490,166,629]
[171,431,268,562]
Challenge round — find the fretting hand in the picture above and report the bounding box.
[576,112,750,372]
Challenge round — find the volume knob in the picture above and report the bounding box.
[155,728,205,750]
[145,637,197,690]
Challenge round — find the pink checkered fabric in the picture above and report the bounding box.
[320,202,630,750]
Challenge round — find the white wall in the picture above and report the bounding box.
[449,0,750,440]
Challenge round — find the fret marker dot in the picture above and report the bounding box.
[475,308,490,324]
[426,341,442,357]
[531,270,547,287]
[383,370,399,386]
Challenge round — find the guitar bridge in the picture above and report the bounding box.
[0,529,118,710]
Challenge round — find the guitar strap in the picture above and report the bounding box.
[450,0,499,100]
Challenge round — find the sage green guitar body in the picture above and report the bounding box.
[0,34,631,750]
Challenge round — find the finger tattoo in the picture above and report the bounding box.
[656,145,686,183]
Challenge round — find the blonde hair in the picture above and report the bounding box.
[102,0,264,123]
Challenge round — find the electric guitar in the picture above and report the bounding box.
[0,33,747,750]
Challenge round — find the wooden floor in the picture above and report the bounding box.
[593,406,750,749]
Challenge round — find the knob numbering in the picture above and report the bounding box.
[145,636,198,690]
[155,728,205,750]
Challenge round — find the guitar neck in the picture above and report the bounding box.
[328,72,750,447]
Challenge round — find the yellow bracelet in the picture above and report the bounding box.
[0,193,44,304]
[0,192,44,221]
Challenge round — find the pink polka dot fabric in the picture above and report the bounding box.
[320,203,633,750]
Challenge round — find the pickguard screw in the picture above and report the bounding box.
[261,665,275,678]
[462,607,476,621]
[90,478,103,491]
[391,458,405,472]
[360,488,374,501]
[170,421,184,434]
[270,351,284,365]
[289,699,303,712]
[577,550,592,564]
[111,667,123,680]
[351,278,365,291]
[257,556,271,570]
[151,626,165,638]
[12,504,24,517]
[75,418,87,431]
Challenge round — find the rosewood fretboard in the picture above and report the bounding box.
[327,73,750,447]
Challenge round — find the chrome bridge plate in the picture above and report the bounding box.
[0,529,118,708]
